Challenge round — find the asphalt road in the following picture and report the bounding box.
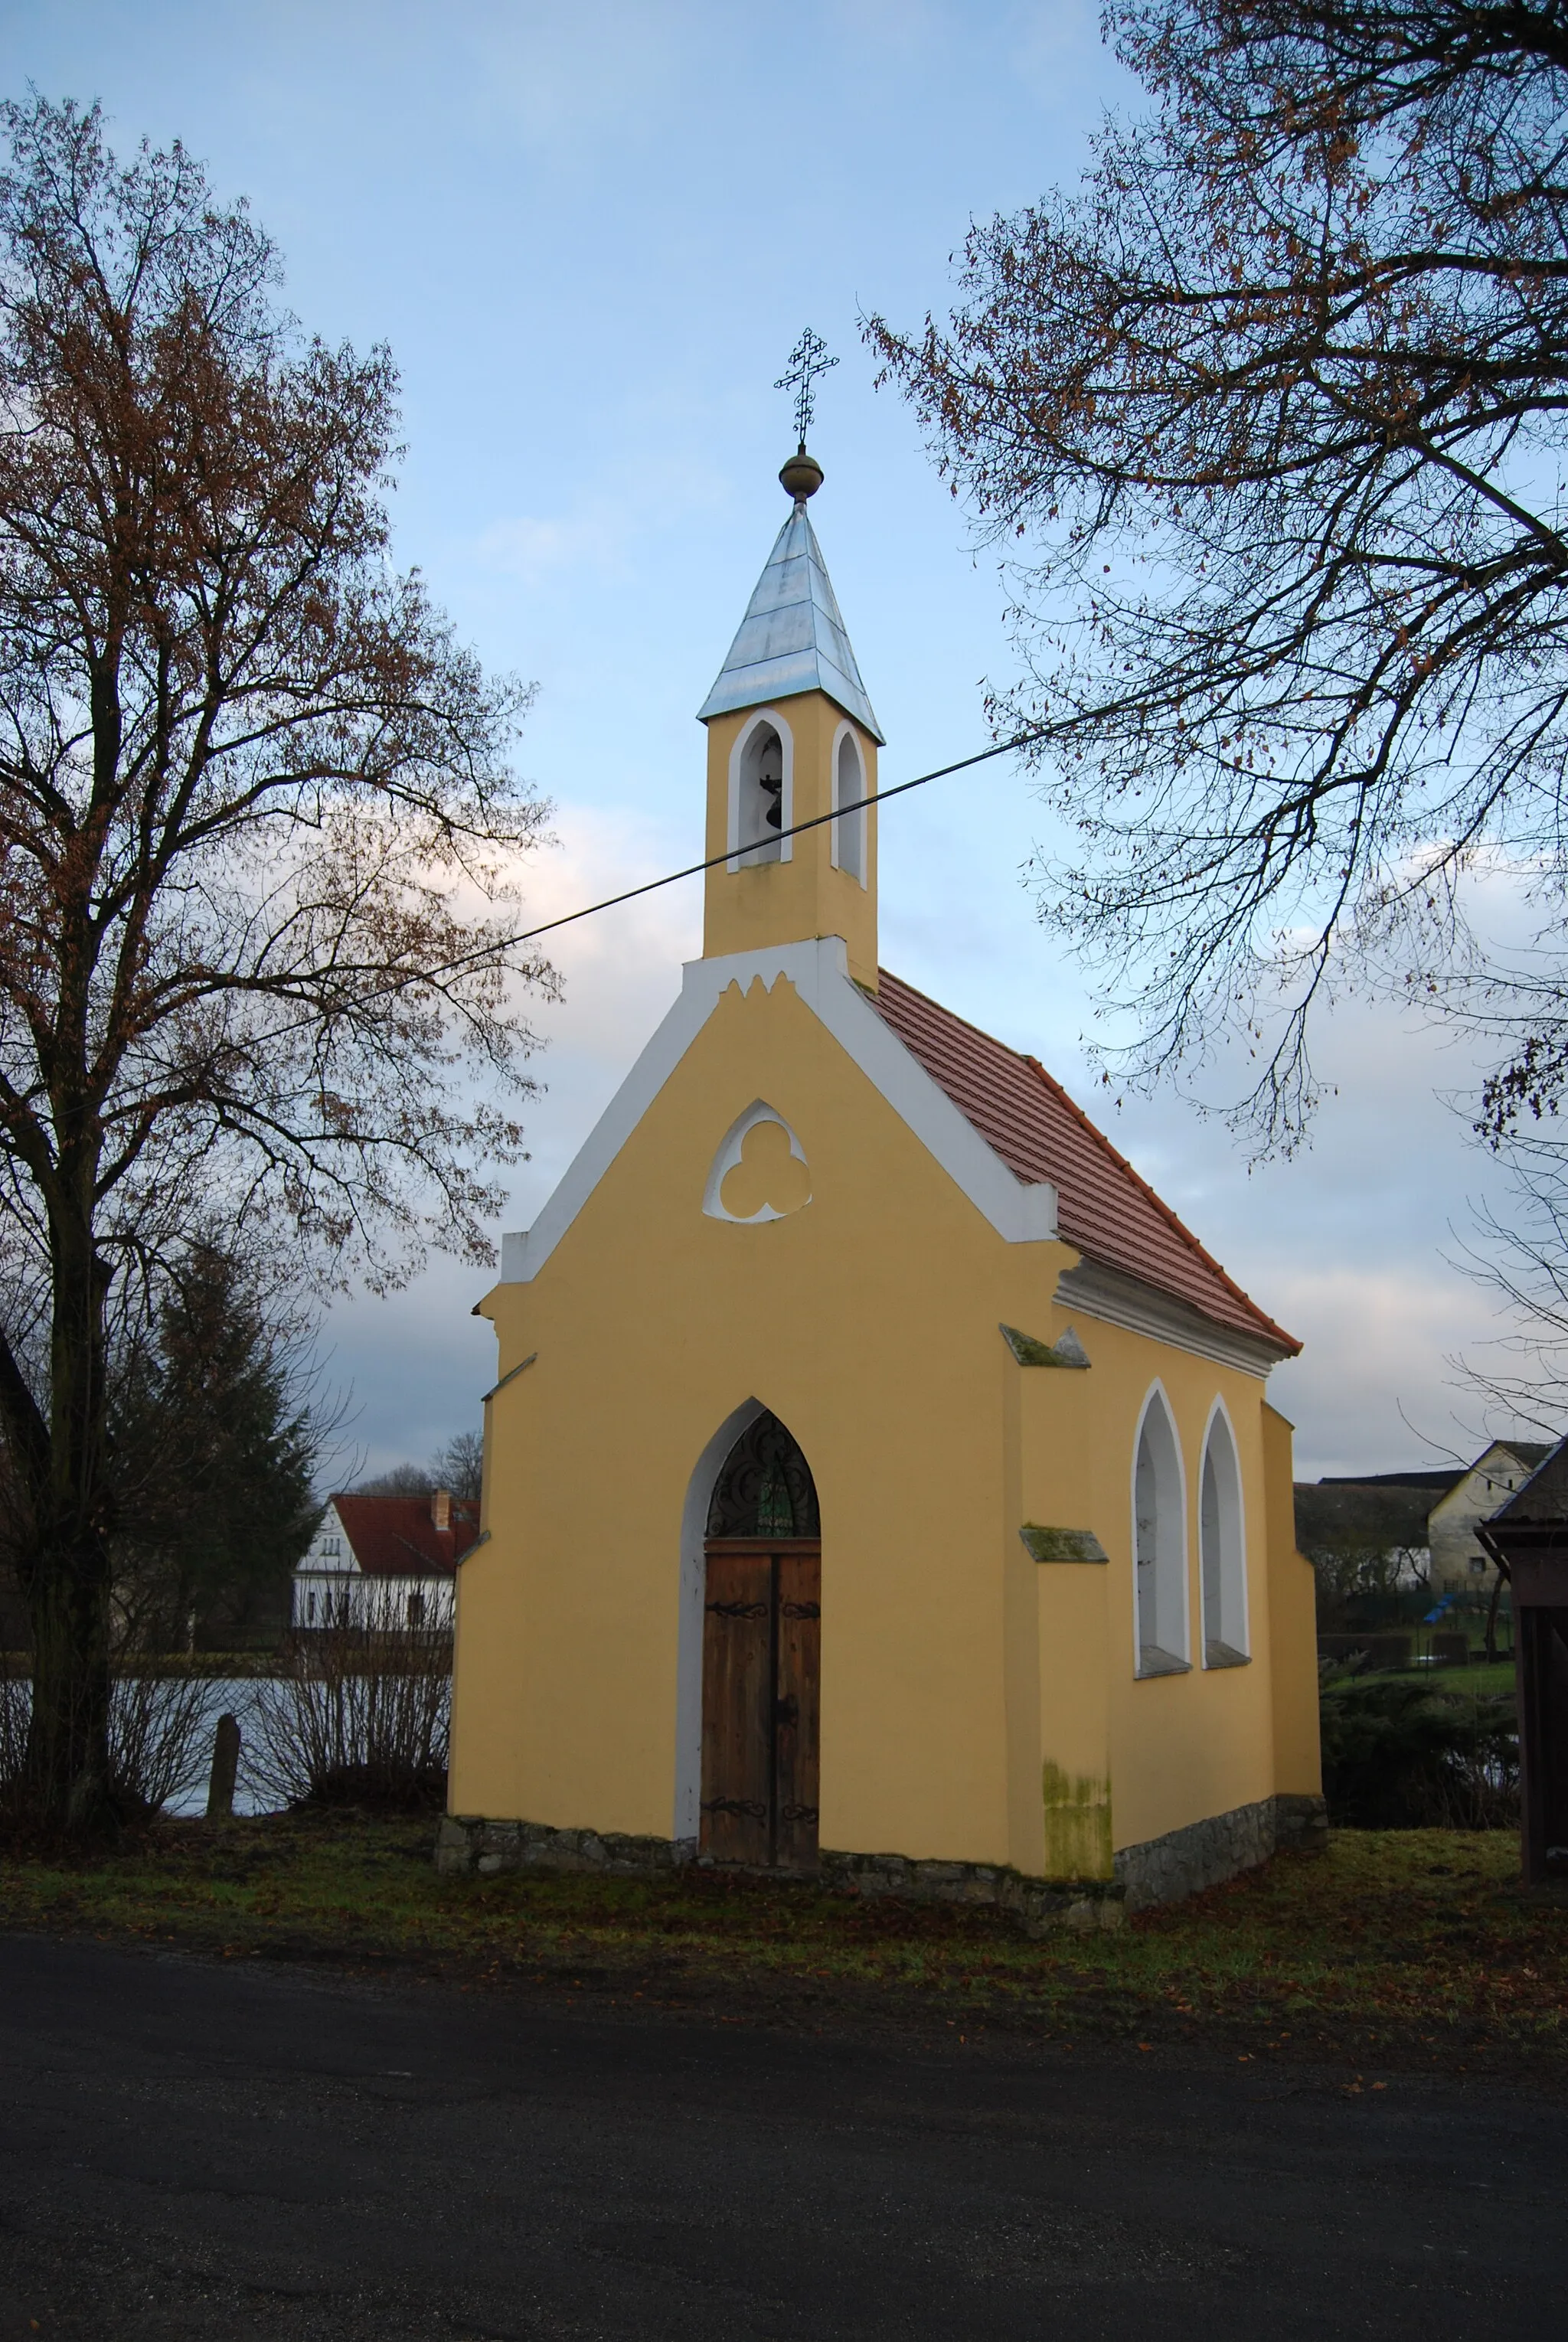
[0,1935,1561,2340]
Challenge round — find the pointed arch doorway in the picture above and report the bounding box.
[700,1410,821,1870]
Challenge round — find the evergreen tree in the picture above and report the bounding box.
[108,1247,322,1651]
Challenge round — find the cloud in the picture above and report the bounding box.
[1266,1263,1508,1480]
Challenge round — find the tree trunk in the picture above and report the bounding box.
[23,1530,115,1828]
[15,1210,118,1831]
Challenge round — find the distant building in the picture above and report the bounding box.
[1295,1441,1552,1592]
[291,1491,477,1632]
[1292,1474,1442,1586]
[1429,1442,1552,1590]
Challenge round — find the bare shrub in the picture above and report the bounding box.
[249,1623,451,1812]
[0,1653,222,1819]
[108,1668,221,1817]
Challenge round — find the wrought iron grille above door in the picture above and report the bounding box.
[705,1410,821,1541]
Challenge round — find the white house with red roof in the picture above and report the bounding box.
[444,445,1324,1916]
[292,1491,476,1634]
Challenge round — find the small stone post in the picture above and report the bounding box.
[205,1711,240,1821]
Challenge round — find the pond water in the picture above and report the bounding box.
[3,1669,449,1817]
[165,1677,276,1816]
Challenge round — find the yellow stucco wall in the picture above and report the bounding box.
[451,966,1312,1873]
[1263,1401,1324,1798]
[701,693,880,987]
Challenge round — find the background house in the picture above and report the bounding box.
[1427,1444,1553,1589]
[1295,1440,1553,1603]
[291,1491,476,1633]
[1292,1474,1442,1593]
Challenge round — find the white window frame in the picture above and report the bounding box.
[1198,1399,1250,1667]
[1132,1383,1191,1677]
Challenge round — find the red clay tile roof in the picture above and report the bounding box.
[331,1494,479,1579]
[872,969,1299,1355]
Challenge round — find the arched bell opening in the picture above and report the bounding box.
[698,1409,821,1870]
[831,724,866,884]
[731,715,789,867]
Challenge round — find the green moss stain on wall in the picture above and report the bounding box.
[1041,1760,1113,1879]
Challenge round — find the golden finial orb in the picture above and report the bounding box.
[779,446,825,501]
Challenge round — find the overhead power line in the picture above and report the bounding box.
[254,727,1050,1043]
[487,725,1050,964]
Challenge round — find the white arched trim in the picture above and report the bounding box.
[1199,1397,1250,1667]
[701,1098,811,1223]
[674,1397,766,1841]
[726,708,794,870]
[1131,1381,1191,1678]
[829,718,869,887]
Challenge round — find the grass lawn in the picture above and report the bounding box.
[1,1813,1562,2069]
[1323,1661,1517,1699]
[1436,1660,1517,1697]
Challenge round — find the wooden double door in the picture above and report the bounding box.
[699,1538,821,1870]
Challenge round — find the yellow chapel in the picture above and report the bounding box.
[441,442,1325,1920]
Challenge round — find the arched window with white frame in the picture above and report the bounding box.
[728,713,791,867]
[1133,1387,1189,1676]
[1199,1406,1250,1666]
[831,724,866,884]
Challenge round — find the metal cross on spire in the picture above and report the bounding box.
[775,328,839,448]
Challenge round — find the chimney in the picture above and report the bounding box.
[431,1488,451,1533]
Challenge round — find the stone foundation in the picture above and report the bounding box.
[435,1791,1327,1926]
[433,1815,695,1879]
[1115,1792,1329,1911]
[1274,1792,1332,1856]
[818,1847,1123,1934]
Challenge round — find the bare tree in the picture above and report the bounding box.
[428,1429,482,1502]
[868,0,1568,1145]
[349,1429,482,1501]
[349,1462,437,1498]
[0,99,554,1828]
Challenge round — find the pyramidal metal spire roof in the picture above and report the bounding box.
[697,499,884,743]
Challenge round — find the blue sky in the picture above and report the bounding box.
[5,0,1541,1478]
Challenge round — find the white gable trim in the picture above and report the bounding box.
[498,937,1058,1284]
[1054,1257,1287,1378]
